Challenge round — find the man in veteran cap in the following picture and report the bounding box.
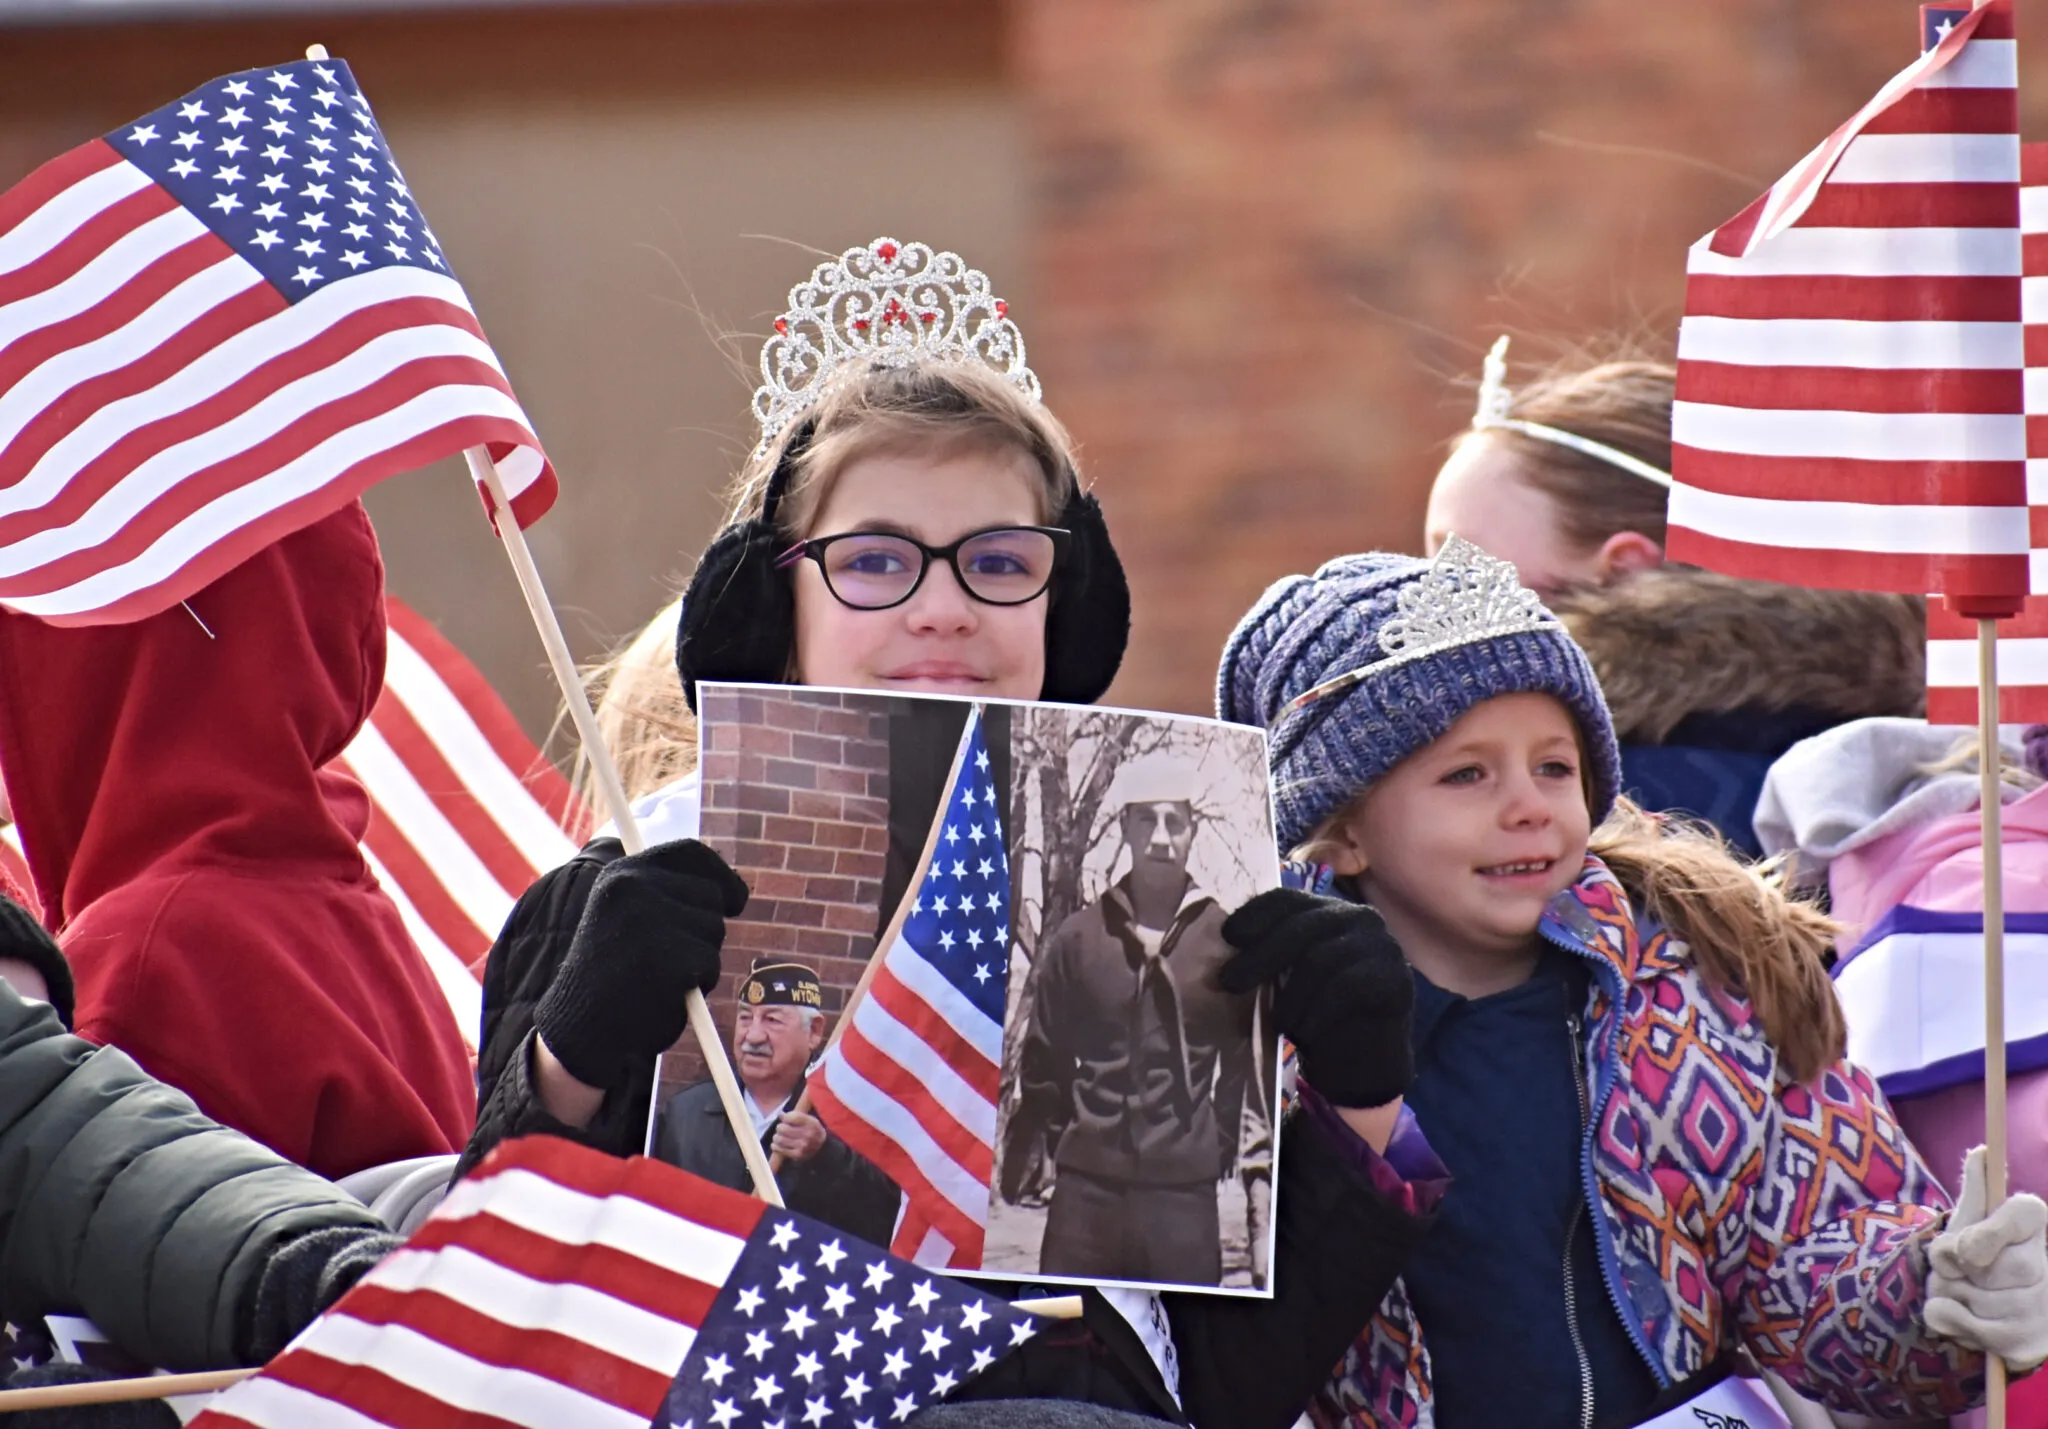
[1005,754,1257,1285]
[655,959,900,1244]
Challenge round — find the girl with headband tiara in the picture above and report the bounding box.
[1421,339,1925,855]
[459,239,1436,1428]
[1216,538,2041,1429]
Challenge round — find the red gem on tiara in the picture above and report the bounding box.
[851,319,870,333]
[995,300,1009,318]
[773,318,789,336]
[876,241,899,262]
[881,298,910,327]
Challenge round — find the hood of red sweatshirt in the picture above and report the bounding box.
[0,503,474,1175]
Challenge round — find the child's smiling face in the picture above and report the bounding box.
[1322,693,1592,982]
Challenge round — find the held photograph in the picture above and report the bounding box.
[645,683,1282,1296]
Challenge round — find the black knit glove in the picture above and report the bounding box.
[236,1226,404,1365]
[1220,888,1414,1109]
[0,896,74,1027]
[534,839,749,1091]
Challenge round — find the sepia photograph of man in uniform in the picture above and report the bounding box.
[1004,757,1259,1285]
[653,959,901,1245]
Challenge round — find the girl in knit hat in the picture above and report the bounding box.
[1215,538,2041,1428]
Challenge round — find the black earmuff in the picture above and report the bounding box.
[676,427,1131,710]
[1039,483,1130,706]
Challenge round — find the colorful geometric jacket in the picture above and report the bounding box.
[1304,855,1984,1427]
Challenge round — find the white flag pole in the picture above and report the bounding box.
[1976,615,2010,1429]
[464,447,782,1207]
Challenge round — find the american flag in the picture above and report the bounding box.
[0,57,554,627]
[188,1137,1032,1429]
[1667,0,2027,599]
[1924,139,2048,723]
[338,597,588,1043]
[809,709,1006,1269]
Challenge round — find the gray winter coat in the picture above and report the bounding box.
[0,982,383,1369]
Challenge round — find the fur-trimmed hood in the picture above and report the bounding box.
[1550,567,1925,744]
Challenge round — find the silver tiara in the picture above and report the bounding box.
[752,237,1041,457]
[1286,537,1563,714]
[1472,335,1672,490]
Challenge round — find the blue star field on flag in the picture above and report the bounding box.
[105,58,448,300]
[650,1206,1034,1429]
[902,712,1009,1024]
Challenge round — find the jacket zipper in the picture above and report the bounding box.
[1564,1010,1595,1429]
[1540,921,1668,1386]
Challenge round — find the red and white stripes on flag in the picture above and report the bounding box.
[1668,0,2028,599]
[808,710,1005,1269]
[0,59,556,628]
[339,598,587,1043]
[1928,139,2048,725]
[190,1138,760,1429]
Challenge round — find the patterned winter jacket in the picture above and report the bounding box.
[1308,856,1983,1427]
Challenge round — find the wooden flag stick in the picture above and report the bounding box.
[1977,615,2010,1429]
[464,448,781,1207]
[0,1368,256,1412]
[769,705,982,1174]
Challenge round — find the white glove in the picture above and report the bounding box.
[1924,1145,2048,1372]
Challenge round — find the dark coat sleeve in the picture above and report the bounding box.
[1163,1108,1432,1429]
[781,1128,904,1247]
[1000,925,1076,1201]
[0,982,384,1369]
[458,839,656,1178]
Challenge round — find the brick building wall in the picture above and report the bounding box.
[665,688,891,1086]
[1015,0,2048,716]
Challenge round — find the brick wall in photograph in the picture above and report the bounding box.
[664,688,891,1085]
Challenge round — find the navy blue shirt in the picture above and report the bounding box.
[1401,948,1661,1429]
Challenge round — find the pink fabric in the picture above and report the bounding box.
[1830,783,2048,951]
[1893,1069,2048,1202]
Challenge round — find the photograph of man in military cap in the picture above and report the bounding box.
[654,958,900,1245]
[1002,754,1258,1285]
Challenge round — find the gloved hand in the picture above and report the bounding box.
[1925,1145,2048,1372]
[1219,888,1413,1109]
[237,1225,405,1365]
[534,839,749,1092]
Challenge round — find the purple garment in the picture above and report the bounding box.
[1297,1079,1449,1217]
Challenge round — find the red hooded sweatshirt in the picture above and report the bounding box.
[0,502,475,1178]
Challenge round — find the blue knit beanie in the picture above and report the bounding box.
[1215,541,1622,854]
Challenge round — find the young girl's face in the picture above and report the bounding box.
[791,444,1051,700]
[1325,692,1592,962]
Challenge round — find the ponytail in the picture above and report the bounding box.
[1591,801,1845,1086]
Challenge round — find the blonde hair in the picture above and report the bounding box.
[1590,802,1844,1086]
[724,361,1079,541]
[1461,357,1675,553]
[1293,795,1846,1088]
[574,596,698,806]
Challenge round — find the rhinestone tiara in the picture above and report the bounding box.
[1471,335,1672,490]
[1285,536,1564,715]
[751,237,1041,458]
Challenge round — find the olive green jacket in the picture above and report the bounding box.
[0,982,382,1369]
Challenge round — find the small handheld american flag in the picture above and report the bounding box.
[808,708,1006,1269]
[187,1137,1033,1429]
[1667,0,2025,602]
[1926,139,2048,724]
[339,597,588,1042]
[0,57,554,626]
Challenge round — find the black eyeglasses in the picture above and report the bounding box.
[776,526,1070,611]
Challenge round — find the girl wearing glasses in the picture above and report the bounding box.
[459,240,1434,1429]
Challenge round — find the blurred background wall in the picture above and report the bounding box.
[2,0,2041,741]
